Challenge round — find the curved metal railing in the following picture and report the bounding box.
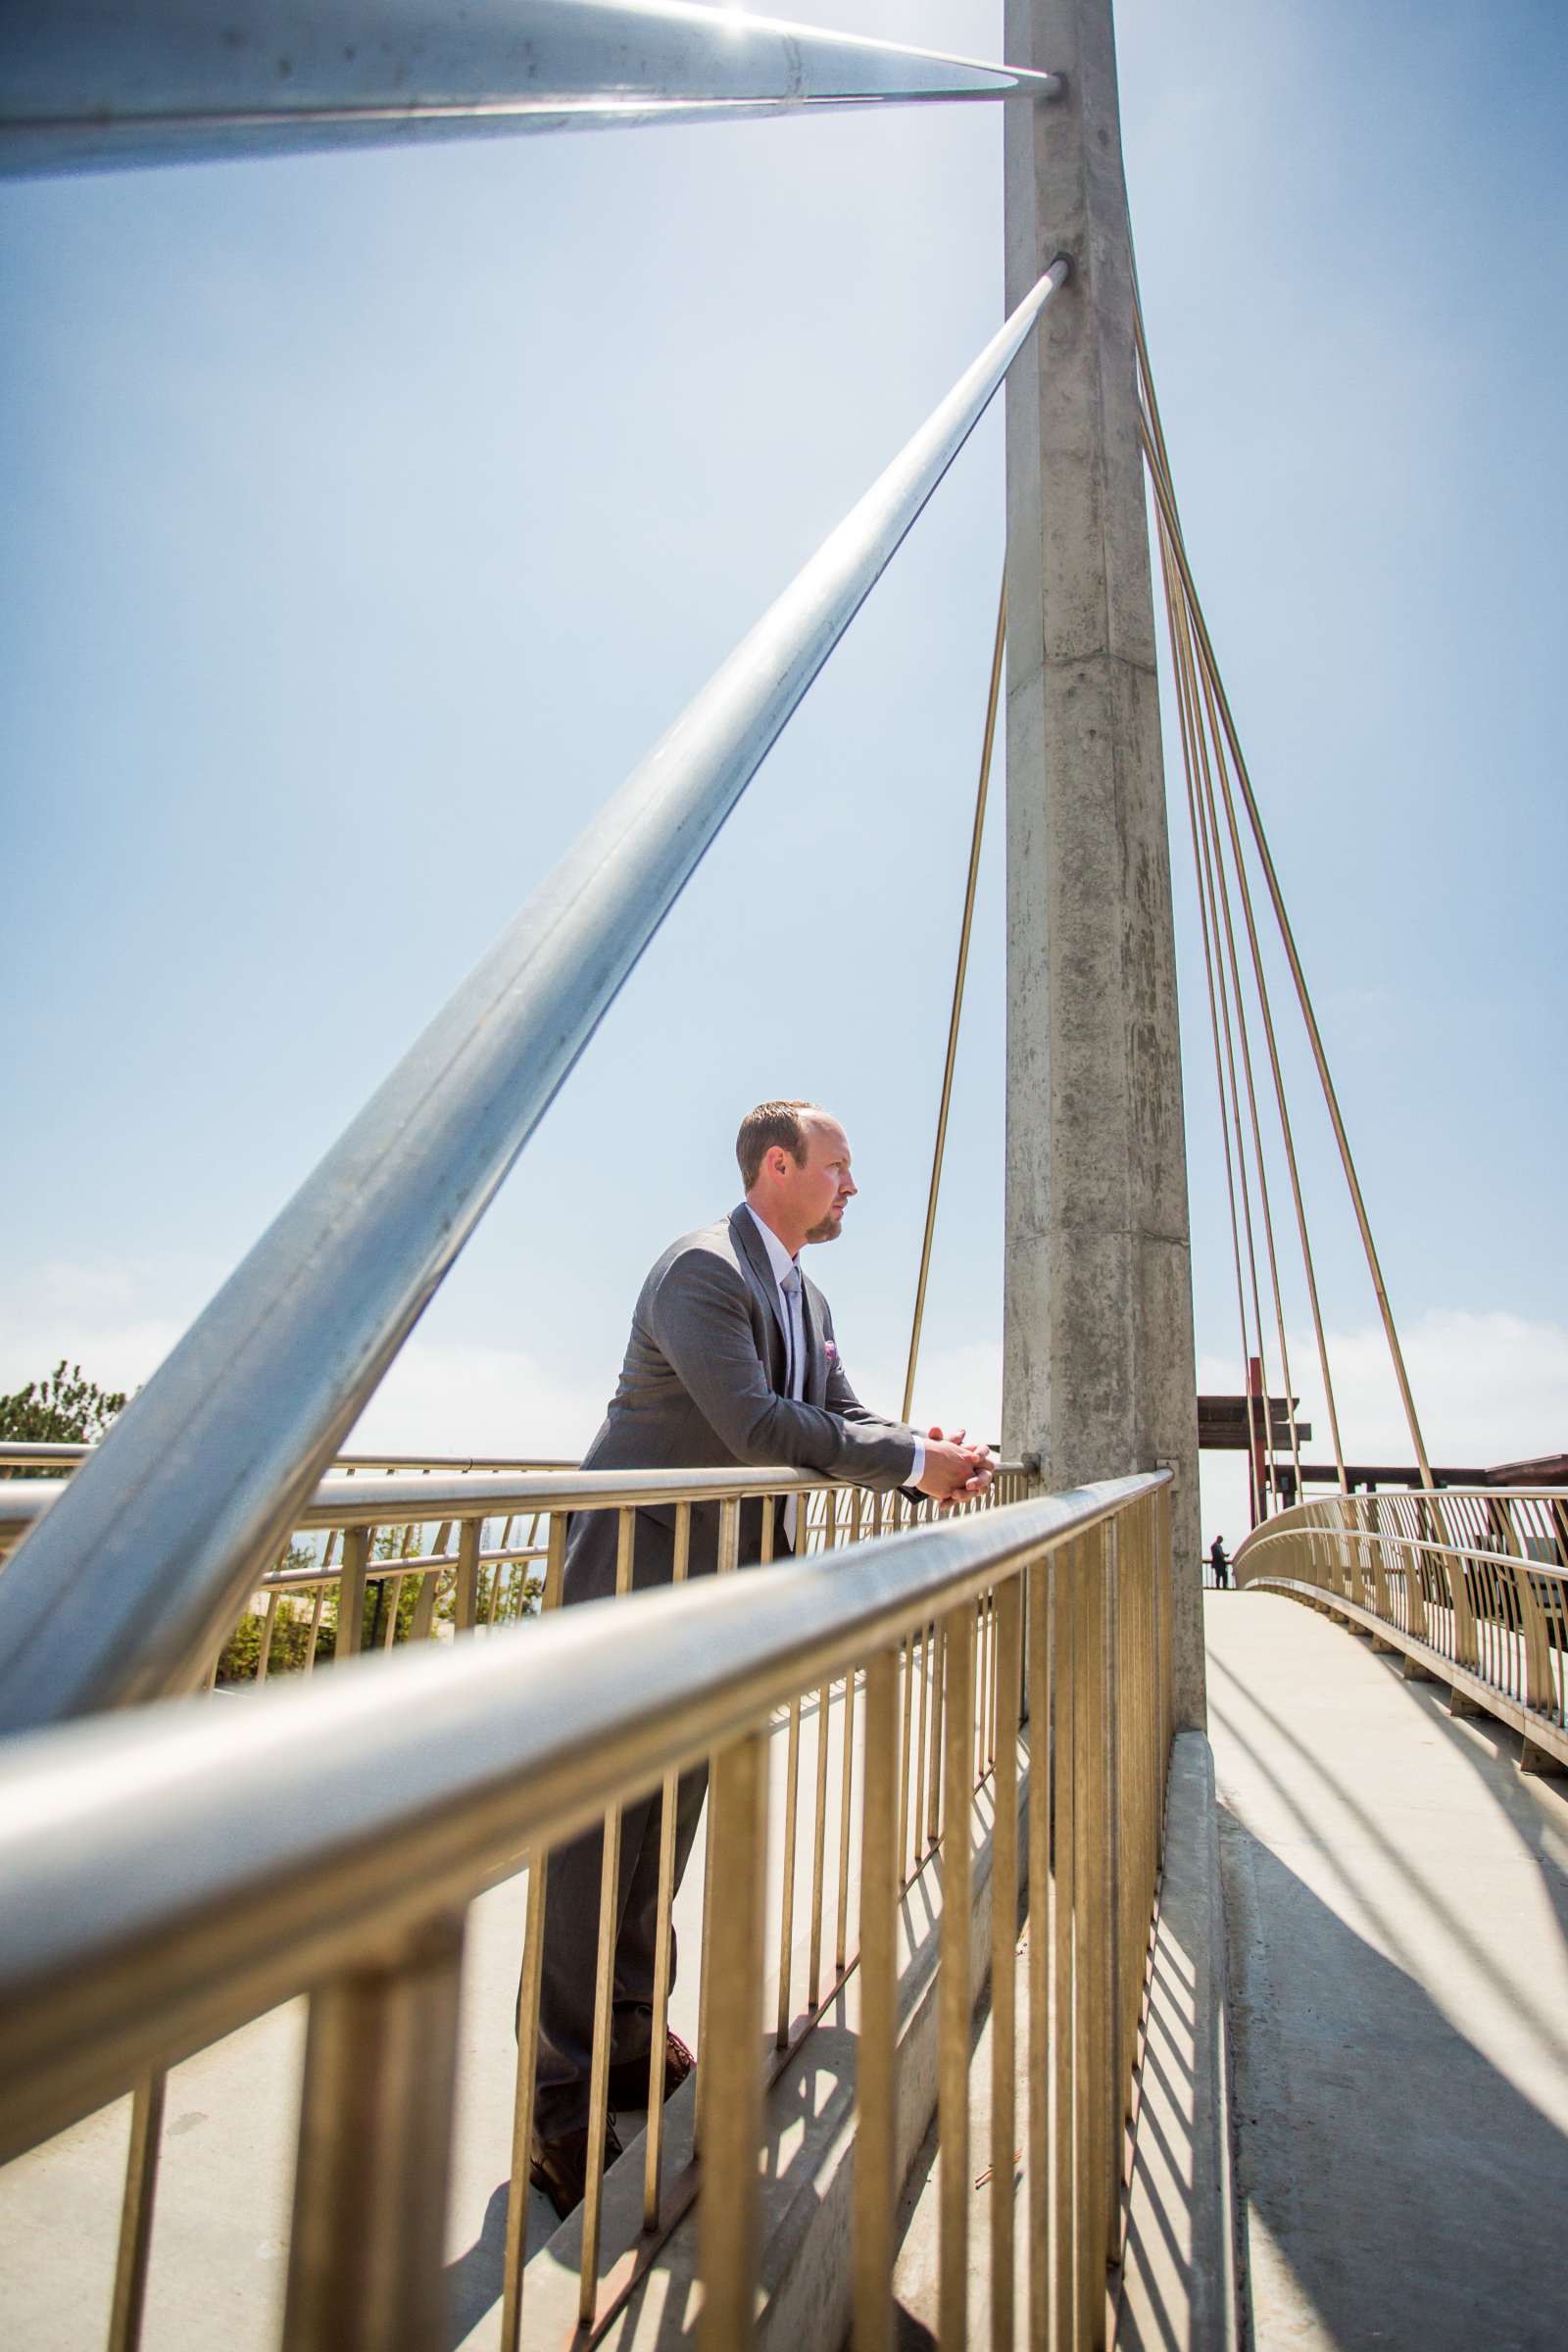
[1234,1486,1568,1770]
[0,1470,1170,2352]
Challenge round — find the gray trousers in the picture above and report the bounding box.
[532,1760,709,2138]
[530,1499,784,2140]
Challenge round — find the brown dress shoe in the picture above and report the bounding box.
[606,2029,695,2112]
[529,2115,623,2223]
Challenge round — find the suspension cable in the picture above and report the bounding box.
[1139,340,1344,1498]
[1189,635,1348,1494]
[1171,570,1302,1498]
[902,572,1006,1424]
[1136,304,1432,1493]
[1155,528,1271,1517]
[1165,555,1284,1506]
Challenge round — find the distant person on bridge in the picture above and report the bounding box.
[528,1099,995,2219]
[1210,1534,1231,1590]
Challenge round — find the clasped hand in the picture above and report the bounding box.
[914,1424,996,1510]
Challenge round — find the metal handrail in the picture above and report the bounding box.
[0,1469,1170,2352]
[2,0,1061,177]
[0,1457,1033,1550]
[0,1460,1034,1714]
[1235,1486,1568,1758]
[0,260,1070,1736]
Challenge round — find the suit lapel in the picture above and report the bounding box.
[729,1204,790,1389]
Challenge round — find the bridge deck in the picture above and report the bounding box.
[1207,1592,1568,2351]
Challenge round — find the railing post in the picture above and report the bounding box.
[1025,1553,1053,2352]
[853,1650,901,2352]
[283,1910,466,2352]
[107,2070,166,2352]
[938,1597,976,2347]
[990,1576,1024,2350]
[334,1525,369,1661]
[1433,1494,1479,1671]
[698,1729,768,2352]
[1396,1495,1428,1643]
[1053,1543,1080,2349]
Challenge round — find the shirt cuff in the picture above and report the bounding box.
[907,1435,925,1485]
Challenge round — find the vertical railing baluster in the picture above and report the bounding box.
[926,1626,947,1850]
[501,1853,548,2352]
[696,1498,741,2155]
[852,1648,901,2352]
[1098,1523,1121,2269]
[990,1576,1023,2352]
[303,1586,325,1673]
[776,1683,803,2046]
[455,1517,481,1634]
[578,1509,637,2326]
[410,1519,449,1642]
[334,1526,370,1661]
[645,1501,692,2225]
[834,1503,857,1982]
[808,1491,834,2010]
[282,1911,466,2352]
[1073,1529,1109,2344]
[938,1597,976,2348]
[1054,1544,1079,2352]
[913,1622,932,1872]
[1026,1552,1052,2352]
[697,1729,768,2352]
[107,2069,166,2352]
[897,1631,914,1885]
[254,1587,280,1684]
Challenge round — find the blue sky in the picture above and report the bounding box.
[3,0,1564,1544]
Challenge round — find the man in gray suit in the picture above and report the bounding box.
[529,1099,994,2217]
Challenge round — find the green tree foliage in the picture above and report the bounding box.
[215,1558,326,1684]
[214,1527,546,1688]
[0,1361,128,1475]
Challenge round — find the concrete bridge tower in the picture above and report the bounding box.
[1002,0,1203,1724]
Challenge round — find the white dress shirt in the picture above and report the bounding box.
[744,1205,924,1493]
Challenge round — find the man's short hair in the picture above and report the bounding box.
[737,1101,822,1189]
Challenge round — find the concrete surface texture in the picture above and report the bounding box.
[1206,1592,1568,2352]
[1001,0,1202,1729]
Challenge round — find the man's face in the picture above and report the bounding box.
[798,1117,858,1245]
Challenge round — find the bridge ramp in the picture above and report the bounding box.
[1207,1592,1568,2350]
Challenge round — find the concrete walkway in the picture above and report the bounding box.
[1206,1592,1568,2352]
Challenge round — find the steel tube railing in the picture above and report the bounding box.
[0,1458,1033,1554]
[0,1470,1169,2352]
[0,259,1069,1736]
[1,1478,1152,2129]
[1,0,1061,178]
[0,1457,1034,1772]
[1236,1487,1568,1767]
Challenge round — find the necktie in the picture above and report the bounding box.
[780,1265,805,1399]
[780,1264,804,1550]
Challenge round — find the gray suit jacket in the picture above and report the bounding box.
[563,1204,918,1605]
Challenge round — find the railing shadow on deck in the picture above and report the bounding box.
[1215,1801,1568,2350]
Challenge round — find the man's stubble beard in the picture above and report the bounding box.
[805,1210,845,1246]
